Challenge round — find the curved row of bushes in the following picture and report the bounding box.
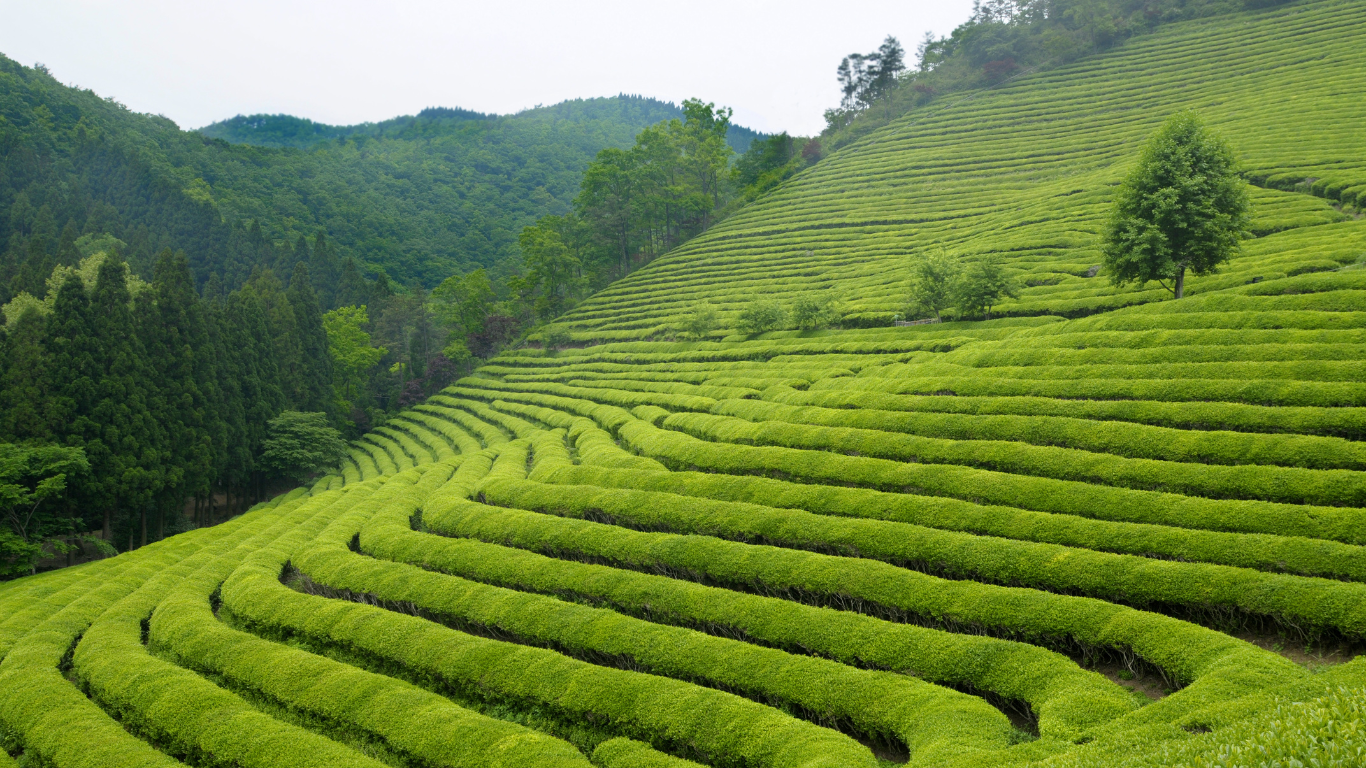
[674,406,1366,506]
[752,388,1366,468]
[481,474,1366,639]
[530,461,1366,581]
[763,387,1366,441]
[247,459,882,768]
[151,468,598,768]
[388,450,1139,743]
[351,451,1022,762]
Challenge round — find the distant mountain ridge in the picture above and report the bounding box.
[199,99,762,153]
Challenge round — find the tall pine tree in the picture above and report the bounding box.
[144,249,214,543]
[0,308,53,441]
[288,262,333,414]
[250,268,304,408]
[309,231,340,310]
[230,285,286,505]
[89,252,164,541]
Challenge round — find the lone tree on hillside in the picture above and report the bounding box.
[1102,111,1251,299]
[953,254,1018,320]
[680,303,719,340]
[907,250,960,321]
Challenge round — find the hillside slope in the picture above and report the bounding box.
[0,59,750,287]
[549,0,1365,339]
[3,2,1366,767]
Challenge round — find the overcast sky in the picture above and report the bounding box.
[0,0,978,136]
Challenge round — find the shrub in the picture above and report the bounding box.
[736,301,788,335]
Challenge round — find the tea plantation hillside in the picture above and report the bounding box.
[3,1,1366,767]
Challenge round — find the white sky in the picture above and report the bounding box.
[0,0,977,136]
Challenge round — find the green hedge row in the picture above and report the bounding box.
[0,558,129,660]
[490,338,967,366]
[150,469,594,768]
[359,438,402,475]
[0,534,215,768]
[69,489,396,768]
[231,459,883,768]
[757,388,1366,470]
[402,466,1137,742]
[0,505,294,768]
[475,397,668,473]
[892,358,1366,384]
[568,378,762,401]
[396,411,484,455]
[354,455,1017,762]
[430,466,1312,725]
[414,403,510,447]
[364,433,414,472]
[376,424,443,464]
[813,371,1366,408]
[481,476,1366,640]
[432,396,558,441]
[534,463,1366,581]
[682,405,1366,506]
[592,738,706,768]
[607,414,1366,544]
[452,379,719,414]
[382,418,458,463]
[1048,685,1366,768]
[943,339,1366,368]
[765,387,1366,440]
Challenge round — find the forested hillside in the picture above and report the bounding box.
[3,0,1366,767]
[0,56,757,290]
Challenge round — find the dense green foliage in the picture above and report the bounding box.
[0,56,757,289]
[1103,111,1251,298]
[0,443,87,576]
[512,103,817,321]
[3,2,1366,768]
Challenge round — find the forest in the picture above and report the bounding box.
[0,56,758,291]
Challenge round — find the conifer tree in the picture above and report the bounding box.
[250,269,304,408]
[309,231,340,309]
[42,274,101,542]
[13,238,53,298]
[89,252,164,540]
[45,274,100,449]
[204,289,246,521]
[336,257,369,308]
[55,221,81,267]
[230,286,286,504]
[0,309,53,441]
[288,262,334,413]
[144,249,214,543]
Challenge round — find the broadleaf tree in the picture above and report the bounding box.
[259,411,348,484]
[1,443,88,577]
[1102,111,1251,299]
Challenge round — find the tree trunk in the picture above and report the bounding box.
[139,508,147,548]
[1174,262,1187,299]
[157,507,164,541]
[102,508,111,541]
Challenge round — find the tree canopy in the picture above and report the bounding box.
[0,443,88,577]
[259,411,348,484]
[1102,111,1251,298]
